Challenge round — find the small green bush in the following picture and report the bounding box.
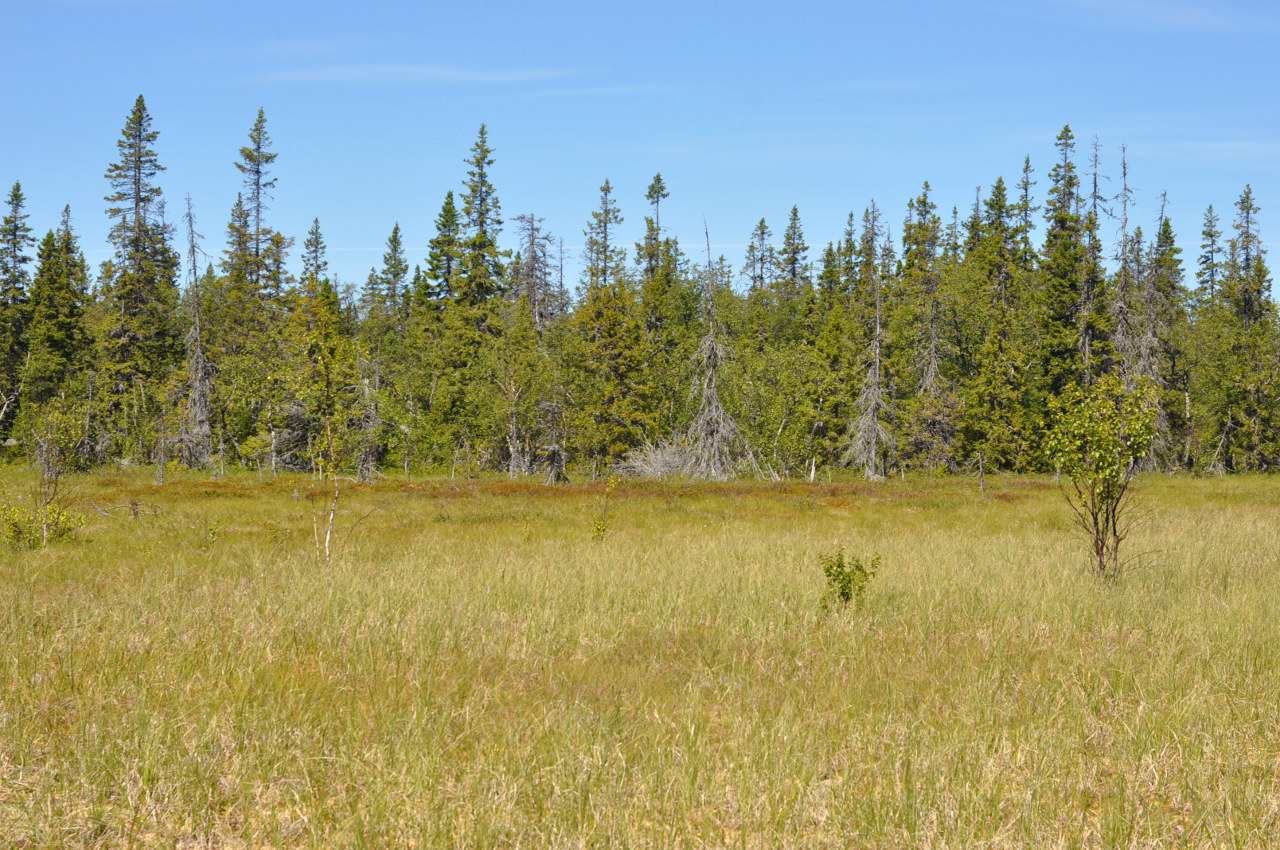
[821,548,880,610]
[591,476,620,542]
[0,496,83,550]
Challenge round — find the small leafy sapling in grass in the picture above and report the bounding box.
[1046,374,1157,582]
[821,548,880,610]
[591,475,621,542]
[308,417,343,563]
[1,399,86,549]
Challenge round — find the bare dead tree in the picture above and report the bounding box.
[1079,134,1113,382]
[181,195,214,468]
[1111,145,1138,384]
[620,226,757,480]
[681,227,757,478]
[843,212,894,479]
[511,213,567,334]
[355,365,382,484]
[0,389,18,431]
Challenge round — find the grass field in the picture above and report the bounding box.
[1,468,1278,847]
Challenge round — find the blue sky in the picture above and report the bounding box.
[3,0,1277,289]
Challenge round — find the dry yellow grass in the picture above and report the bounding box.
[1,469,1278,847]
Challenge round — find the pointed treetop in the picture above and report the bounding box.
[646,173,669,229]
[2,181,34,287]
[104,94,164,229]
[236,108,278,182]
[302,218,328,284]
[462,124,500,238]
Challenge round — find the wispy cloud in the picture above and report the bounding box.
[52,0,183,5]
[835,78,948,94]
[1153,140,1280,159]
[255,40,362,61]
[1056,0,1259,32]
[254,64,575,86]
[515,84,679,99]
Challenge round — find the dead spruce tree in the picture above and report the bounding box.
[843,206,894,479]
[180,195,214,468]
[621,228,756,479]
[682,236,757,479]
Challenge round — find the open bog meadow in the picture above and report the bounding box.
[1,470,1279,848]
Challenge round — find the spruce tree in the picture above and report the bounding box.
[380,222,409,325]
[1078,139,1113,383]
[1196,205,1222,300]
[105,96,164,273]
[455,125,505,307]
[774,206,814,341]
[206,109,292,469]
[572,180,654,465]
[422,191,460,306]
[101,95,182,394]
[1013,156,1040,270]
[0,181,34,425]
[291,218,355,471]
[741,218,777,293]
[634,177,697,435]
[1137,210,1189,465]
[235,108,280,296]
[980,178,1015,306]
[1039,125,1087,395]
[1223,186,1269,327]
[898,182,958,470]
[24,208,90,405]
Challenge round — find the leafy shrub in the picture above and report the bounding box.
[821,548,880,610]
[0,495,83,550]
[591,476,621,542]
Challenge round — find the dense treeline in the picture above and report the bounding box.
[0,96,1275,481]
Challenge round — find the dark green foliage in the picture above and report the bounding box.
[423,191,460,306]
[0,181,34,427]
[1039,126,1087,395]
[100,96,182,408]
[25,210,89,404]
[235,108,280,296]
[4,114,1279,481]
[571,180,656,465]
[455,125,506,307]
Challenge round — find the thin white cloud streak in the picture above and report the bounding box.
[1149,140,1280,159]
[1055,0,1266,32]
[255,40,362,61]
[514,84,680,98]
[255,64,576,85]
[835,79,948,93]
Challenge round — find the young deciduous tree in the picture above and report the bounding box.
[1046,374,1157,580]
